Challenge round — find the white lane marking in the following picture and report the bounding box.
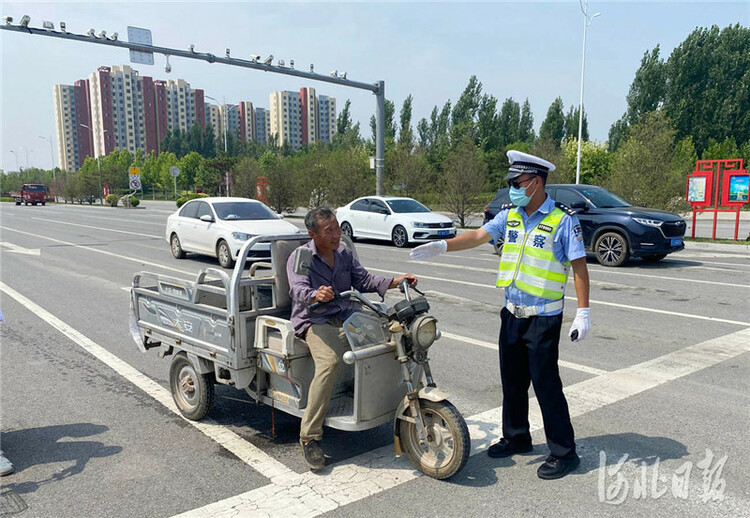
[409,260,750,289]
[35,211,167,227]
[0,281,295,483]
[174,326,750,518]
[31,217,164,239]
[369,266,750,327]
[0,241,41,255]
[438,331,609,376]
[0,226,194,276]
[565,294,750,327]
[587,266,750,288]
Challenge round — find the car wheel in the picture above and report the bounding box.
[392,225,409,248]
[492,237,505,257]
[594,231,630,267]
[642,253,667,263]
[217,240,235,269]
[170,233,186,259]
[341,221,355,241]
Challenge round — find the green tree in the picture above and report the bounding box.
[663,24,750,153]
[539,97,565,146]
[626,46,666,125]
[369,98,396,147]
[440,138,488,227]
[386,147,433,199]
[561,138,610,185]
[451,76,482,145]
[178,151,204,190]
[477,95,500,152]
[607,111,689,211]
[518,99,535,142]
[398,95,415,151]
[701,137,739,160]
[498,98,521,148]
[607,114,630,153]
[563,106,589,142]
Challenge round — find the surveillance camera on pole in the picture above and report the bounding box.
[263,54,273,65]
[2,16,13,25]
[20,15,30,27]
[42,20,54,30]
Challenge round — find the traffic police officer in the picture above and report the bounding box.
[411,150,591,479]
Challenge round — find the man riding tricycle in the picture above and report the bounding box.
[129,208,470,479]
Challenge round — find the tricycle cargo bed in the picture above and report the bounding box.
[130,234,310,387]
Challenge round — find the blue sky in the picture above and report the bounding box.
[1,1,748,171]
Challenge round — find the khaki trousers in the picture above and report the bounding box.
[299,317,350,442]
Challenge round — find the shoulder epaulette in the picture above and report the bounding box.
[499,203,516,211]
[555,201,577,216]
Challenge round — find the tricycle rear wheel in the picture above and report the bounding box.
[169,353,215,420]
[399,399,470,480]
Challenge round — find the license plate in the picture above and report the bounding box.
[438,230,450,236]
[670,238,682,247]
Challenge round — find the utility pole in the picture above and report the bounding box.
[575,0,600,185]
[1,20,387,195]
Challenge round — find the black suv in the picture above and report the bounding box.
[483,184,686,266]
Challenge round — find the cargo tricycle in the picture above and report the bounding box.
[129,234,470,479]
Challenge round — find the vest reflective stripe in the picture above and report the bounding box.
[496,207,569,299]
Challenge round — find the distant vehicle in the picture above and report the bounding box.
[483,184,686,267]
[165,197,302,268]
[335,196,456,248]
[11,183,48,206]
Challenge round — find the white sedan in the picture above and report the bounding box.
[335,196,456,248]
[166,197,301,268]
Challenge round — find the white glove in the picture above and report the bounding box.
[569,308,590,342]
[410,240,448,261]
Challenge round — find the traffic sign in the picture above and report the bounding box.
[169,166,180,178]
[130,178,142,190]
[127,27,154,65]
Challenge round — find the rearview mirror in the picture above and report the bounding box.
[570,201,588,211]
[293,247,313,275]
[200,214,214,222]
[379,208,390,215]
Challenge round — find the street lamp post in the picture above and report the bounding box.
[20,147,29,169]
[9,150,19,171]
[38,135,56,183]
[205,95,236,197]
[575,0,600,185]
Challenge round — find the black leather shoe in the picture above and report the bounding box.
[300,439,325,471]
[487,438,533,458]
[537,453,581,479]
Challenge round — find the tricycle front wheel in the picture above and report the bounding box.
[399,399,470,480]
[169,353,215,420]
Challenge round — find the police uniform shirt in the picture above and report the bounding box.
[481,195,586,316]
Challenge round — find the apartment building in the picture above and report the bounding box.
[238,101,255,143]
[270,90,302,150]
[254,108,271,145]
[317,95,337,144]
[55,66,336,169]
[53,82,93,172]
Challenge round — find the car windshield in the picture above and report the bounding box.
[25,184,46,192]
[212,202,277,220]
[578,187,631,208]
[386,199,431,213]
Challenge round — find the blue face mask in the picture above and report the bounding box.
[509,182,538,207]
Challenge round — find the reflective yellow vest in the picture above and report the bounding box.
[496,207,569,300]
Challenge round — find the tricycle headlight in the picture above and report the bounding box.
[232,232,254,241]
[409,315,438,349]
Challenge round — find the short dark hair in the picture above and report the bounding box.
[305,207,336,232]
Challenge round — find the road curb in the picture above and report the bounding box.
[683,241,750,253]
